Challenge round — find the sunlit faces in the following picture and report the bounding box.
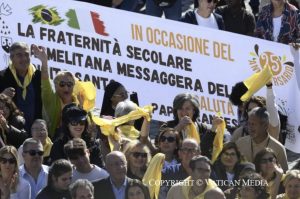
[22,143,44,168]
[199,0,217,14]
[0,153,16,176]
[74,186,94,199]
[106,155,127,182]
[259,153,276,172]
[68,119,86,138]
[53,171,73,191]
[0,101,10,119]
[177,100,195,120]
[285,178,300,199]
[247,114,268,140]
[220,148,238,169]
[179,141,200,165]
[129,146,148,169]
[191,160,211,182]
[159,131,177,154]
[111,86,128,107]
[10,47,30,75]
[31,122,48,144]
[55,75,75,101]
[127,186,145,199]
[239,186,258,199]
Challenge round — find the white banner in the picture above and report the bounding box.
[0,0,299,152]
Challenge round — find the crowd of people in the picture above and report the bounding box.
[0,0,300,198]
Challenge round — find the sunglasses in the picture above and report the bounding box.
[260,157,276,164]
[58,81,74,88]
[131,152,147,159]
[0,157,16,164]
[70,120,86,126]
[160,136,176,143]
[24,150,44,156]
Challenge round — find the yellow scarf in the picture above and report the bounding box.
[211,119,226,163]
[43,137,53,157]
[186,122,200,144]
[73,80,96,111]
[118,125,140,140]
[181,177,217,199]
[142,153,165,199]
[241,64,273,102]
[9,63,36,99]
[92,105,153,150]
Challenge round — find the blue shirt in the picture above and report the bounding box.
[110,177,127,199]
[19,164,49,199]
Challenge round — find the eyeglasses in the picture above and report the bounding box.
[160,136,176,143]
[24,150,44,156]
[58,81,74,88]
[70,120,86,126]
[0,157,16,164]
[131,152,147,159]
[180,148,198,154]
[260,157,276,164]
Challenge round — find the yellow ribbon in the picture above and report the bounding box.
[186,122,200,144]
[181,177,217,199]
[9,63,36,99]
[92,105,153,150]
[211,118,226,163]
[241,64,273,102]
[118,125,140,140]
[43,137,53,157]
[142,153,165,199]
[73,80,96,111]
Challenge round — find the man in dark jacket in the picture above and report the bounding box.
[181,0,225,30]
[0,42,45,131]
[93,151,150,199]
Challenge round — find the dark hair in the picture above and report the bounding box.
[100,80,124,116]
[64,138,87,159]
[238,173,270,199]
[61,103,90,143]
[48,159,72,187]
[254,148,278,174]
[216,142,242,164]
[243,96,266,121]
[229,82,248,106]
[0,93,23,120]
[125,179,150,199]
[158,126,180,158]
[189,155,211,171]
[172,93,200,122]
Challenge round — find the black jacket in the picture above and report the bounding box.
[181,10,225,30]
[0,67,42,124]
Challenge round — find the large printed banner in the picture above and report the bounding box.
[0,0,299,152]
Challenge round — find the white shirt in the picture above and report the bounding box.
[72,164,109,183]
[10,178,31,199]
[194,9,219,29]
[273,15,282,41]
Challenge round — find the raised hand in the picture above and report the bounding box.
[31,44,47,64]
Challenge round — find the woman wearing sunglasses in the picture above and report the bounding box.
[36,159,72,199]
[0,146,30,199]
[49,104,104,167]
[254,148,285,199]
[140,126,180,168]
[124,140,151,180]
